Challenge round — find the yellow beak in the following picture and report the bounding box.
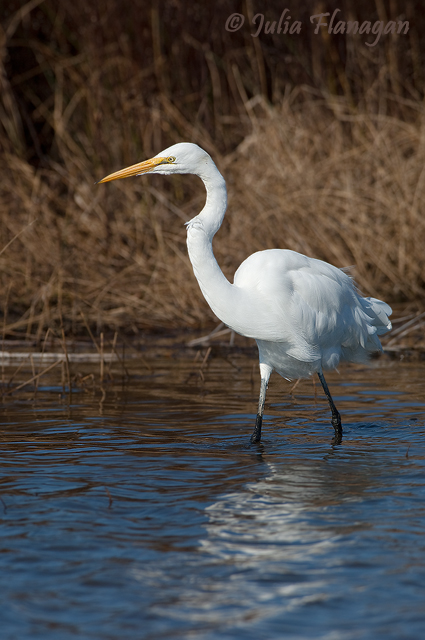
[97,156,170,184]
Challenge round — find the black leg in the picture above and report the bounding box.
[318,371,342,438]
[250,413,262,444]
[250,376,268,444]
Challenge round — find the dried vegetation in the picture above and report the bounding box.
[0,0,424,346]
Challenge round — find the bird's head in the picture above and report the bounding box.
[97,142,214,184]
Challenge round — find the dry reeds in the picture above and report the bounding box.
[226,94,425,301]
[0,0,424,340]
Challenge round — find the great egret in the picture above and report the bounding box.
[99,142,392,444]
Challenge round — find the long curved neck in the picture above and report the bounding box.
[185,167,236,325]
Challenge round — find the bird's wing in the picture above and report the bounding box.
[233,249,387,362]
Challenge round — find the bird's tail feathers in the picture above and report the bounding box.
[363,297,392,335]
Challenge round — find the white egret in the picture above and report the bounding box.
[99,142,392,444]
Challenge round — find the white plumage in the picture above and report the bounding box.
[99,142,392,443]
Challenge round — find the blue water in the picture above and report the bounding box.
[0,352,424,639]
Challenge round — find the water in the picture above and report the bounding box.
[0,347,425,639]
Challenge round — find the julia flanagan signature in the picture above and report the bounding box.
[225,9,409,47]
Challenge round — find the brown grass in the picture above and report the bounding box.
[0,0,424,340]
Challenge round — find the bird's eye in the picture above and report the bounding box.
[167,156,176,163]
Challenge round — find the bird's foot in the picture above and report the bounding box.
[250,414,262,444]
[331,411,343,441]
[332,431,343,445]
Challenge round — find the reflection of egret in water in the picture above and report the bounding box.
[143,459,379,629]
[129,421,425,636]
[203,465,339,562]
[196,452,425,633]
[197,461,348,621]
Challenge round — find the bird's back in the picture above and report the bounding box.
[232,249,391,378]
